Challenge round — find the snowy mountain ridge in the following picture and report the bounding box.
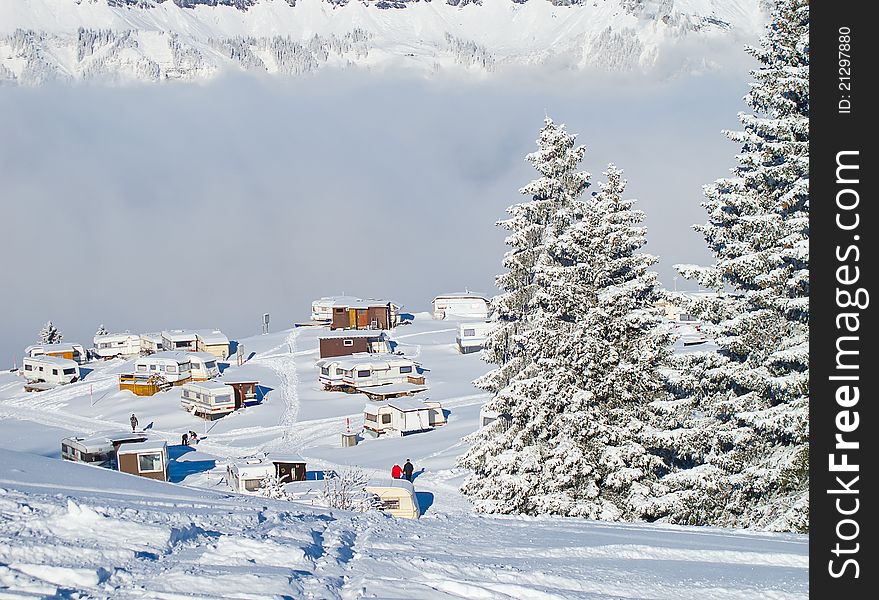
[0,0,765,84]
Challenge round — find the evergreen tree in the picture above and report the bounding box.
[647,0,809,532]
[460,125,671,519]
[95,324,108,336]
[39,321,63,345]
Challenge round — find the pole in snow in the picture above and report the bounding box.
[346,417,350,434]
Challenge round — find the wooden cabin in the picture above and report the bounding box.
[116,440,169,481]
[432,293,490,320]
[161,330,198,352]
[317,353,422,391]
[93,332,142,359]
[118,373,172,396]
[61,431,148,468]
[328,298,400,331]
[21,355,80,385]
[455,321,495,354]
[180,380,235,419]
[318,330,389,359]
[226,455,307,493]
[132,351,192,384]
[187,352,219,381]
[363,398,441,437]
[219,377,260,409]
[311,295,365,322]
[24,343,87,364]
[365,478,420,519]
[194,329,230,360]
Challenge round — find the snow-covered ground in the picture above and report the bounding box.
[0,313,807,598]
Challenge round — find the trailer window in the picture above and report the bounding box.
[215,394,231,404]
[24,364,32,371]
[52,369,59,375]
[136,364,147,372]
[180,363,190,371]
[63,368,76,375]
[204,361,216,369]
[321,367,329,376]
[166,365,177,373]
[463,329,476,337]
[343,339,354,347]
[399,366,412,374]
[381,498,400,510]
[382,414,391,424]
[357,370,370,378]
[365,413,376,422]
[138,452,164,473]
[244,478,262,491]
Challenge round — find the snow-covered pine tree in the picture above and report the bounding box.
[258,472,291,501]
[460,126,670,519]
[474,117,590,396]
[39,321,63,344]
[95,324,108,336]
[647,0,809,532]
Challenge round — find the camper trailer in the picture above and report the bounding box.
[194,329,230,360]
[140,333,163,355]
[187,352,219,381]
[318,330,389,359]
[317,353,421,391]
[21,356,80,385]
[226,455,307,493]
[362,399,440,436]
[479,406,511,430]
[365,478,420,519]
[132,351,192,384]
[116,440,169,481]
[432,293,490,320]
[161,330,198,352]
[24,343,87,364]
[61,431,148,468]
[455,321,495,354]
[180,381,235,419]
[93,332,142,359]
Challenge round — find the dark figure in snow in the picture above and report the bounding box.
[403,459,414,482]
[181,433,189,446]
[189,431,199,444]
[130,414,138,432]
[391,464,403,479]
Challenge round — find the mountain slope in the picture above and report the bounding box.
[0,0,765,84]
[0,447,808,598]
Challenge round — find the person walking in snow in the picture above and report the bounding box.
[130,413,138,432]
[181,432,189,446]
[391,464,403,479]
[403,459,414,482]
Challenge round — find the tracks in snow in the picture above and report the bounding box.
[252,329,303,454]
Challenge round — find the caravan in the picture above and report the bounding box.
[363,399,441,437]
[317,353,421,391]
[365,478,420,519]
[61,431,148,468]
[187,352,219,381]
[21,356,80,385]
[93,333,142,359]
[432,293,490,320]
[455,321,495,354]
[180,381,235,419]
[132,351,192,384]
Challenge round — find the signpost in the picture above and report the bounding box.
[262,312,270,335]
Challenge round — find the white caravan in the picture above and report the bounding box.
[187,352,219,381]
[21,356,80,385]
[317,353,420,389]
[24,343,87,364]
[133,351,192,384]
[455,321,496,354]
[93,333,142,359]
[432,293,490,320]
[180,380,235,418]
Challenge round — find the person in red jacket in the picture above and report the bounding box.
[391,464,403,479]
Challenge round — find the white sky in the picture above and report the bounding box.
[0,60,755,364]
